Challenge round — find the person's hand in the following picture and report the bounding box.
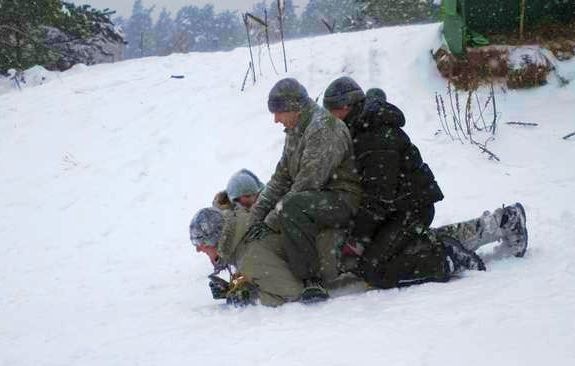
[208,274,230,300]
[225,273,256,307]
[340,238,365,257]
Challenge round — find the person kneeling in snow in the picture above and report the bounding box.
[323,76,528,289]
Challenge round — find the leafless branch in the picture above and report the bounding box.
[245,13,267,27]
[321,18,335,33]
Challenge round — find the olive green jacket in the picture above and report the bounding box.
[215,208,302,306]
[251,102,362,228]
[216,208,367,306]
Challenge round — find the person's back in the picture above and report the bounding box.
[351,89,443,213]
[323,77,446,288]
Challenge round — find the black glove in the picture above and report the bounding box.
[208,274,230,300]
[244,222,275,242]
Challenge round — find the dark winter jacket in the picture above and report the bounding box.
[346,92,443,221]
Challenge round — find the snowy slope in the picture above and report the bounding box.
[1,23,575,366]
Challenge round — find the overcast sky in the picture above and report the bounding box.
[70,0,309,19]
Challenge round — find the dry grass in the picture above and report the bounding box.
[435,21,574,90]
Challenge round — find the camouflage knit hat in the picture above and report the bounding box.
[226,169,264,202]
[189,207,224,247]
[268,78,310,112]
[323,76,366,110]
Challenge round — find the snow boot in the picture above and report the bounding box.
[300,278,329,304]
[499,203,528,257]
[441,236,486,272]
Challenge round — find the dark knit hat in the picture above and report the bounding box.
[268,78,310,113]
[189,207,224,247]
[323,76,366,110]
[365,88,387,102]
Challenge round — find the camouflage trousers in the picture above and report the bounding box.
[433,207,505,251]
[278,190,357,281]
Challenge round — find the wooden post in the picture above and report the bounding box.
[243,14,256,84]
[519,0,526,40]
[277,0,288,72]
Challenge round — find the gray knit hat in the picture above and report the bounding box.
[268,78,310,112]
[189,207,224,247]
[226,169,264,202]
[323,76,366,110]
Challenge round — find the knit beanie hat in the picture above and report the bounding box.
[226,169,265,202]
[268,78,310,112]
[323,76,366,110]
[365,88,387,103]
[189,207,224,247]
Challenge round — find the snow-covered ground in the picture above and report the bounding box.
[1,23,575,366]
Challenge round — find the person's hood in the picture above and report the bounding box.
[356,93,405,132]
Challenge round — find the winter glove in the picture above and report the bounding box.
[225,273,257,307]
[208,274,230,300]
[244,222,275,242]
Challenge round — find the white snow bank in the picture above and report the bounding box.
[1,23,575,366]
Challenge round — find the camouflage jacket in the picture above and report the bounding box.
[251,101,362,226]
[216,208,252,267]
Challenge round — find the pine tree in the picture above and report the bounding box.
[154,8,175,56]
[282,0,299,39]
[125,0,155,58]
[267,0,299,41]
[299,0,359,35]
[47,2,124,70]
[174,5,223,53]
[299,0,324,36]
[357,0,436,27]
[213,11,243,51]
[0,0,63,71]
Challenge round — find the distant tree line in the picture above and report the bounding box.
[0,0,440,72]
[118,0,440,59]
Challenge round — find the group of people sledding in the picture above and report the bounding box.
[189,77,528,307]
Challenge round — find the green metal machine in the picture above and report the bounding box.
[442,0,575,56]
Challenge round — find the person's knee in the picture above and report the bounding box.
[278,191,308,218]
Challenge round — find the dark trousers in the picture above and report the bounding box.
[358,205,449,288]
[278,191,354,281]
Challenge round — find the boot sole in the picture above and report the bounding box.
[513,202,528,258]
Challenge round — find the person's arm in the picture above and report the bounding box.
[250,153,292,223]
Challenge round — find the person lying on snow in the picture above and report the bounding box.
[189,201,528,307]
